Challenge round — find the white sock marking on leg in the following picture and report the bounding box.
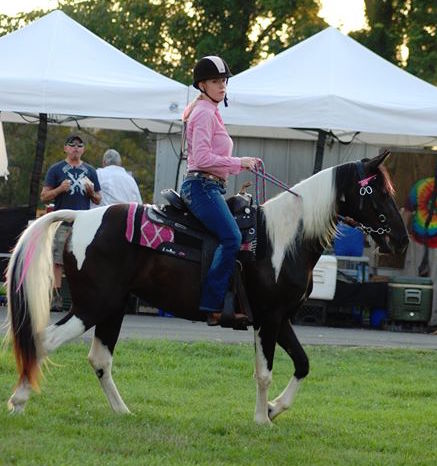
[254,330,272,425]
[88,336,130,414]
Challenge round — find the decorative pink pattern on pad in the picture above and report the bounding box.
[140,210,174,248]
[126,203,174,249]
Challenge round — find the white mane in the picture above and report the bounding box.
[262,167,337,280]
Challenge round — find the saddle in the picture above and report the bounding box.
[153,188,257,246]
[148,188,258,329]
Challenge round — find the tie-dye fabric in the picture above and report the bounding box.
[407,177,437,248]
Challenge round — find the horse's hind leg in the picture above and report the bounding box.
[7,379,33,414]
[88,313,130,414]
[8,312,87,413]
[268,319,309,421]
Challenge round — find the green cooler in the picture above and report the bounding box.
[388,277,433,323]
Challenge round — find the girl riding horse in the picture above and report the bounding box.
[6,151,408,424]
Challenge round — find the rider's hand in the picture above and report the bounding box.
[240,157,259,171]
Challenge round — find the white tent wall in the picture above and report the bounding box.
[153,135,381,204]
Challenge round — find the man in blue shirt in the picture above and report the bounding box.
[41,134,101,310]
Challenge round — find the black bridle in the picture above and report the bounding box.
[339,161,391,236]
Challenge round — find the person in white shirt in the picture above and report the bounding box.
[92,149,143,207]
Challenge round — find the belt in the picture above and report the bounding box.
[186,171,226,184]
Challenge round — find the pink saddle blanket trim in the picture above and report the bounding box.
[126,203,174,249]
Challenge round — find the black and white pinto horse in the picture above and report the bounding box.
[6,152,408,424]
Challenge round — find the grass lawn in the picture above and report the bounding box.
[1,339,437,466]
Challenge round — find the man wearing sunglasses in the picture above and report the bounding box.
[41,134,101,311]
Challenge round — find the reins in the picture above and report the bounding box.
[250,160,300,204]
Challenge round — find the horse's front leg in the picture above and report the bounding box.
[253,317,280,425]
[268,318,309,421]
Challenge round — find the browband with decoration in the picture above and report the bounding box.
[358,174,377,187]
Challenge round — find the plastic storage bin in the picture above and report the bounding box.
[388,276,433,323]
[309,255,337,300]
[334,223,364,257]
[336,255,369,283]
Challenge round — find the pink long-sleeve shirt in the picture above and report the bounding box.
[185,100,242,180]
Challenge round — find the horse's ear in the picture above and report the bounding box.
[365,149,391,172]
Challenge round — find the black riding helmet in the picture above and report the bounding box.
[193,56,232,106]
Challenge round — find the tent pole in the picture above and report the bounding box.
[312,129,327,174]
[28,113,48,214]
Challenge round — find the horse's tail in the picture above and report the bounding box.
[6,209,78,390]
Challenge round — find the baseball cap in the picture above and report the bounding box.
[65,134,85,145]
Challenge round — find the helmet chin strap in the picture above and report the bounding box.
[199,89,229,107]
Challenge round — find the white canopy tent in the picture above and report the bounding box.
[0,10,188,126]
[218,27,437,147]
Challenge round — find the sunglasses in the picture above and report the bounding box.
[66,142,84,148]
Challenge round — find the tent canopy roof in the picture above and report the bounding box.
[222,27,437,141]
[0,10,187,120]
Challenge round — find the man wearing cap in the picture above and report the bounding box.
[41,134,101,311]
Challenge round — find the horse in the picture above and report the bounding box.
[5,151,408,424]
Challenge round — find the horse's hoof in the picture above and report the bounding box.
[7,398,25,415]
[254,414,273,426]
[268,402,280,421]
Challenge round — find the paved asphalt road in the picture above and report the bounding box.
[1,308,437,349]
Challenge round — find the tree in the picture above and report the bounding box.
[350,0,406,66]
[166,0,326,80]
[405,0,437,85]
[350,0,437,85]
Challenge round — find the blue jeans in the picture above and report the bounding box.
[180,177,242,312]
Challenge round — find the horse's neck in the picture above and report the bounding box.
[277,167,337,240]
[262,168,337,280]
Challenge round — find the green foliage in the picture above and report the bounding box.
[1,340,437,465]
[350,0,437,84]
[405,0,437,85]
[0,123,39,208]
[350,0,405,66]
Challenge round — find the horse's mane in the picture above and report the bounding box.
[262,167,337,280]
